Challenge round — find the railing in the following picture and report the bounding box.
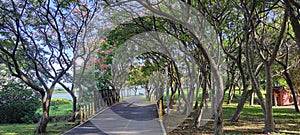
[80,102,95,122]
[80,89,118,122]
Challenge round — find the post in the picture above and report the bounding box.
[83,105,87,121]
[250,92,255,106]
[90,102,92,115]
[80,106,83,122]
[159,100,163,121]
[92,102,95,115]
[86,104,89,118]
[165,67,170,114]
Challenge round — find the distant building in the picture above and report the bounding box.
[273,86,292,106]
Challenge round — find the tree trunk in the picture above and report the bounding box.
[59,82,77,122]
[287,3,300,54]
[231,41,251,122]
[194,76,207,127]
[245,32,266,114]
[78,84,84,107]
[215,100,224,135]
[134,86,138,96]
[238,84,241,95]
[226,66,236,104]
[283,71,300,112]
[231,89,253,122]
[180,87,191,115]
[144,84,151,101]
[188,85,195,112]
[35,91,50,133]
[160,95,165,114]
[177,89,181,111]
[209,56,224,135]
[169,79,176,109]
[255,87,266,113]
[193,85,200,109]
[68,93,77,122]
[170,90,176,109]
[149,88,155,102]
[227,86,234,104]
[193,74,201,109]
[263,6,287,133]
[264,62,275,133]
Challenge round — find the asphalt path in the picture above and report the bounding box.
[64,96,163,135]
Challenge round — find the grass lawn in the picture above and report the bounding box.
[0,98,74,135]
[164,89,300,134]
[223,104,300,134]
[167,103,300,134]
[0,121,75,135]
[36,104,73,117]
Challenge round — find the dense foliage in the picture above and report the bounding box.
[0,82,40,124]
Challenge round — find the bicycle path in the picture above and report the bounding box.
[64,96,163,135]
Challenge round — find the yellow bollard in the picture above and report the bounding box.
[90,102,93,115]
[159,100,163,121]
[92,102,95,115]
[80,106,83,122]
[83,105,87,121]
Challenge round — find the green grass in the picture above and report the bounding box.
[169,103,300,134]
[0,98,74,135]
[167,89,300,134]
[53,88,66,94]
[49,104,73,117]
[53,91,66,94]
[223,104,300,134]
[0,121,75,135]
[36,100,73,117]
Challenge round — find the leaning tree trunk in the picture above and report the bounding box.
[193,82,200,109]
[230,44,251,122]
[193,73,202,109]
[283,71,300,112]
[194,75,207,128]
[231,89,253,122]
[227,85,234,104]
[276,56,300,112]
[286,1,300,55]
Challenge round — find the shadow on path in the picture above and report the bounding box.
[109,102,157,121]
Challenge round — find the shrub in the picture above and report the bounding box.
[51,98,72,106]
[0,82,40,124]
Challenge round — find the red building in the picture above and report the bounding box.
[273,86,292,106]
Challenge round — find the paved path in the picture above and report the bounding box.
[64,96,163,135]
